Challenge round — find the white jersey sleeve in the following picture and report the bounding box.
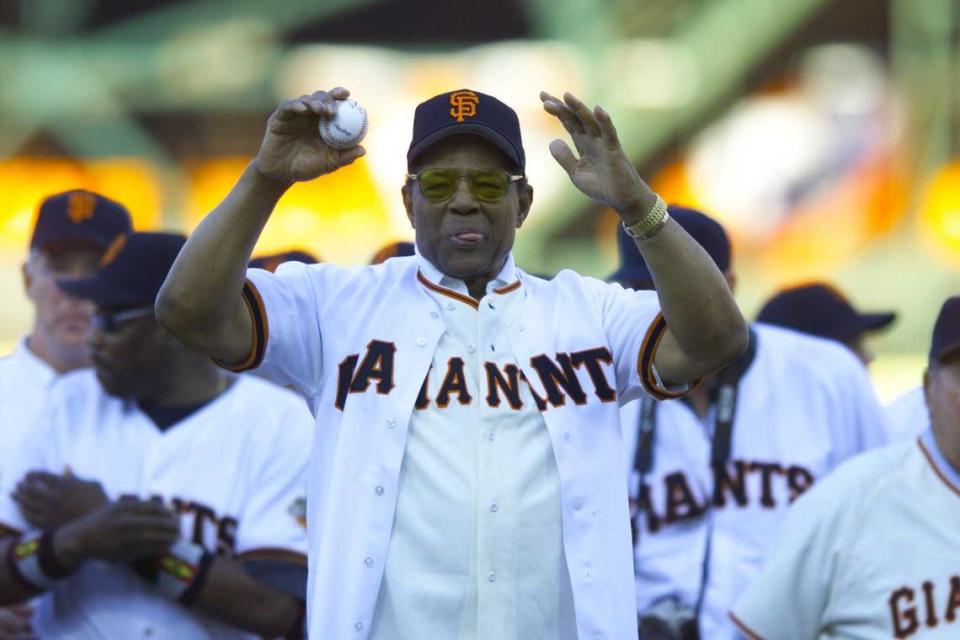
[827,342,890,460]
[232,389,312,562]
[232,262,330,394]
[729,454,868,639]
[885,386,928,442]
[0,389,65,533]
[580,277,678,402]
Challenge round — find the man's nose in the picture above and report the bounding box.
[447,178,479,215]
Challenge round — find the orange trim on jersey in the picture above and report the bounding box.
[728,612,767,640]
[637,313,691,401]
[493,280,522,295]
[918,438,960,499]
[417,271,479,309]
[214,279,269,373]
[237,547,307,566]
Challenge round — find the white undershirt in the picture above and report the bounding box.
[369,253,577,640]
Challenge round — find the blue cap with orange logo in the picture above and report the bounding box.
[407,89,525,171]
[30,190,132,253]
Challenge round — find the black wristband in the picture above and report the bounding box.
[178,551,214,606]
[37,529,73,578]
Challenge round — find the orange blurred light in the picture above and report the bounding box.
[0,159,162,251]
[919,161,960,265]
[185,157,391,264]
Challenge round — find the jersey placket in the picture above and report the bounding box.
[475,294,519,638]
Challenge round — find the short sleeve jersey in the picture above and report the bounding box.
[237,254,676,640]
[624,324,890,639]
[732,430,960,640]
[0,372,313,640]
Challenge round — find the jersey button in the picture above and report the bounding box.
[375,485,384,495]
[488,572,496,582]
[467,344,476,353]
[386,418,397,429]
[416,337,426,347]
[364,557,374,567]
[355,622,364,632]
[489,503,498,513]
[430,311,439,319]
[574,498,584,511]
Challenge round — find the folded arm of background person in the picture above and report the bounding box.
[540,91,748,384]
[0,499,304,638]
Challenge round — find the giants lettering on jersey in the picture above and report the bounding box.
[635,461,816,533]
[334,340,617,411]
[888,576,960,639]
[122,493,237,555]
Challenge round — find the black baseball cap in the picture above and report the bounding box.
[30,190,132,253]
[757,283,896,345]
[57,232,185,308]
[407,89,525,171]
[249,249,320,273]
[930,296,960,363]
[609,205,731,288]
[370,241,415,265]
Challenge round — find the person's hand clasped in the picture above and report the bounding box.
[253,87,367,186]
[540,91,656,224]
[13,470,108,530]
[55,498,181,566]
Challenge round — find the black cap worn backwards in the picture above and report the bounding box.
[756,283,896,345]
[609,205,731,288]
[249,249,321,273]
[407,89,525,171]
[930,296,960,363]
[30,190,133,253]
[57,232,186,308]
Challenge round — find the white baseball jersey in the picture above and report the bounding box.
[732,429,960,640]
[0,371,312,639]
[624,324,889,640]
[886,386,928,442]
[236,253,682,640]
[0,340,59,505]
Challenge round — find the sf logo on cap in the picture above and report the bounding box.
[67,192,97,224]
[449,90,479,122]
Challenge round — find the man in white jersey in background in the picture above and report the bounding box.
[0,190,131,638]
[732,295,960,639]
[611,209,889,640]
[0,232,313,639]
[155,86,749,640]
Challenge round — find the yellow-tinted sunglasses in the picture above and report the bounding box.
[406,168,524,203]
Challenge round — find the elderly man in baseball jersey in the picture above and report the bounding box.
[0,190,131,638]
[156,87,748,640]
[613,210,890,640]
[731,295,960,639]
[0,232,313,639]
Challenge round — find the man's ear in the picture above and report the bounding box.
[401,183,415,229]
[516,182,534,229]
[22,262,34,301]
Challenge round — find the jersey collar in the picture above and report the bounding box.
[15,337,59,388]
[415,247,520,298]
[919,428,960,496]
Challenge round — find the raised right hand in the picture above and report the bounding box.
[55,498,181,566]
[253,87,366,185]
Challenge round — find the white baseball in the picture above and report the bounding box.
[319,99,368,149]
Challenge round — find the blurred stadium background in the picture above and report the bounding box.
[0,0,956,400]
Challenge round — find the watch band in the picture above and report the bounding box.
[622,195,669,241]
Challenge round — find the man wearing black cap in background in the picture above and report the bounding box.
[732,296,960,640]
[156,86,748,640]
[756,283,896,365]
[0,190,131,638]
[0,232,315,639]
[613,207,890,640]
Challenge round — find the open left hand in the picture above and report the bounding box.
[13,470,108,529]
[540,91,656,224]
